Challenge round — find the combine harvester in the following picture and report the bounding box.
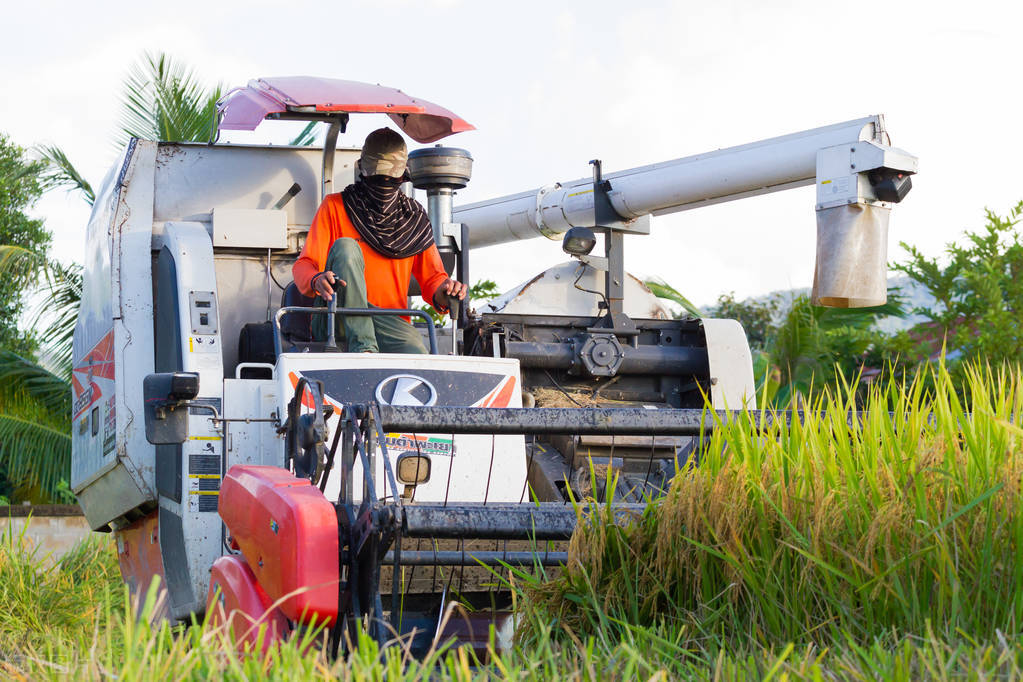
[70,76,917,654]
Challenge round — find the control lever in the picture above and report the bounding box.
[445,294,461,355]
[273,183,302,210]
[324,295,339,352]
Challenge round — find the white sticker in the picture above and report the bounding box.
[189,336,219,354]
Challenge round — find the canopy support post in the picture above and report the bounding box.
[321,113,350,202]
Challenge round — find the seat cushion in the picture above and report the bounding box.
[281,283,315,344]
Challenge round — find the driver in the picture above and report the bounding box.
[292,128,467,353]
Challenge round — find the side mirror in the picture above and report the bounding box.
[143,372,200,445]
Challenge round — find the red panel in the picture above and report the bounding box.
[114,510,169,622]
[220,465,338,626]
[207,555,288,653]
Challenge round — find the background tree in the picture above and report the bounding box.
[707,292,781,352]
[0,52,231,504]
[892,201,1023,366]
[0,350,72,503]
[0,135,52,360]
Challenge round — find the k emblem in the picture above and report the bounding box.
[374,374,438,406]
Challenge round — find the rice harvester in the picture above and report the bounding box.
[69,76,917,654]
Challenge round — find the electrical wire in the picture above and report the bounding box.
[542,369,584,407]
[267,251,287,290]
[572,262,609,310]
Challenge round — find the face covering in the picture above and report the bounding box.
[340,173,433,259]
[363,174,404,188]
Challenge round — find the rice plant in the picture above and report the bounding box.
[520,362,1023,650]
[6,361,1023,679]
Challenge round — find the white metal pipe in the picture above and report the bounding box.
[454,116,885,249]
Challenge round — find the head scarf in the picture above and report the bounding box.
[341,129,434,259]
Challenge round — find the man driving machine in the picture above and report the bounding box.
[292,128,467,353]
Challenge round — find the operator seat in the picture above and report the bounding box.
[280,282,332,353]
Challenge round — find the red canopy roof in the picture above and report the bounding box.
[216,77,475,143]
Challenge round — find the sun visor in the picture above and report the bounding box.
[811,203,889,308]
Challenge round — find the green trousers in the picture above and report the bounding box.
[310,238,428,354]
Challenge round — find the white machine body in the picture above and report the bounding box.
[70,114,916,621]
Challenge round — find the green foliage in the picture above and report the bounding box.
[0,245,83,375]
[0,526,121,656]
[0,350,71,503]
[767,293,904,405]
[0,134,51,360]
[642,277,704,318]
[707,291,781,352]
[118,52,223,146]
[289,121,320,147]
[9,375,1023,680]
[648,279,904,406]
[522,362,1023,651]
[34,144,96,206]
[892,201,1023,366]
[417,278,503,326]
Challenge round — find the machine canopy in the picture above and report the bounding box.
[215,77,475,143]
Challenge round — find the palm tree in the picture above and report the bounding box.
[1,52,231,503]
[0,350,72,503]
[38,51,318,202]
[0,245,79,502]
[0,245,81,375]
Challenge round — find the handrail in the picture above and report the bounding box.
[272,305,438,356]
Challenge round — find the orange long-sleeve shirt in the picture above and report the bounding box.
[292,193,451,312]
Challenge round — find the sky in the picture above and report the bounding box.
[2,0,1021,307]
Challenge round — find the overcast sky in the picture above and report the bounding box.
[3,0,1020,306]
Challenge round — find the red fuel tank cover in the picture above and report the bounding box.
[207,554,288,652]
[220,465,339,626]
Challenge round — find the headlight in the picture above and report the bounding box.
[396,454,431,485]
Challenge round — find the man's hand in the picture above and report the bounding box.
[433,278,468,315]
[312,271,346,301]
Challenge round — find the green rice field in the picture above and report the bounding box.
[3,364,1023,680]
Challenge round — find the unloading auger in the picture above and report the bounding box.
[69,75,917,654]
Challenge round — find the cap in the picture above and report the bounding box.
[360,128,408,178]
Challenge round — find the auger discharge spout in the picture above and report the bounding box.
[454,115,917,308]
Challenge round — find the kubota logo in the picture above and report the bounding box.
[375,374,438,407]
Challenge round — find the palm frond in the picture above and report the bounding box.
[0,245,44,284]
[0,388,71,503]
[117,52,222,145]
[0,248,81,374]
[32,262,81,376]
[644,278,704,317]
[290,121,319,146]
[0,352,72,502]
[33,145,95,205]
[0,351,71,415]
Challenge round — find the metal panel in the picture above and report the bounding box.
[212,208,287,249]
[223,378,284,469]
[158,222,228,618]
[72,139,161,529]
[74,462,150,531]
[276,353,527,504]
[702,318,756,410]
[159,507,198,618]
[401,503,645,540]
[152,143,359,230]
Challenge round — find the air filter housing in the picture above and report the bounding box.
[408,146,473,190]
